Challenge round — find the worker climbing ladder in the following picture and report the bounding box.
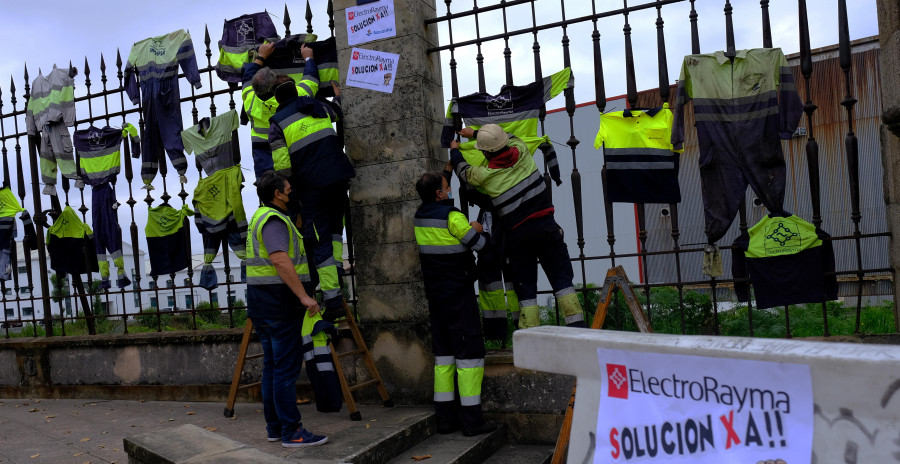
[223,299,394,420]
[551,266,653,464]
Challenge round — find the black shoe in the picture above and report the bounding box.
[462,421,497,437]
[437,421,461,434]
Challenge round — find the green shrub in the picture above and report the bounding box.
[195,301,222,324]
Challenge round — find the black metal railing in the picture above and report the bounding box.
[428,0,890,338]
[0,1,351,337]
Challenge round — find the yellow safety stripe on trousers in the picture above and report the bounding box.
[434,356,456,402]
[457,358,485,406]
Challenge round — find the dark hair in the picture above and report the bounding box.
[274,75,298,104]
[256,171,288,203]
[416,171,443,203]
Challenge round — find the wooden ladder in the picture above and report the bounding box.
[223,299,394,421]
[551,266,653,464]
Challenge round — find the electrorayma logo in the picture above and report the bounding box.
[607,364,629,399]
[348,11,355,20]
[352,51,360,60]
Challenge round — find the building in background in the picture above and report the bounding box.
[1,241,145,324]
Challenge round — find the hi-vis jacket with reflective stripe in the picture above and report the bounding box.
[594,103,683,204]
[246,206,310,319]
[450,135,553,230]
[216,12,279,84]
[414,201,486,301]
[74,124,141,186]
[268,96,355,191]
[440,68,572,187]
[125,29,202,106]
[731,214,838,310]
[241,59,319,177]
[268,35,340,99]
[26,65,76,135]
[671,48,802,152]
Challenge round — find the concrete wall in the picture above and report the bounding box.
[0,331,260,400]
[877,0,900,330]
[0,330,572,419]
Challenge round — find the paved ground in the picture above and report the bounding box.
[0,397,385,464]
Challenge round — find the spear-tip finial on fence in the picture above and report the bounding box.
[306,0,314,34]
[284,4,292,36]
[116,49,124,81]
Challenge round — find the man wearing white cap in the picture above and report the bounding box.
[450,124,585,329]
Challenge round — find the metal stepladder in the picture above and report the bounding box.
[551,266,654,464]
[223,299,394,420]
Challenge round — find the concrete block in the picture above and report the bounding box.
[354,241,421,287]
[286,406,435,464]
[124,423,289,463]
[355,281,428,322]
[514,327,900,463]
[0,350,17,385]
[344,118,445,168]
[341,76,443,131]
[481,363,574,415]
[349,200,420,246]
[350,158,446,206]
[361,321,434,403]
[486,413,565,446]
[482,444,555,464]
[49,341,250,385]
[385,424,507,463]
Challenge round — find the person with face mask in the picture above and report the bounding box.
[413,170,497,438]
[450,124,586,330]
[261,45,355,322]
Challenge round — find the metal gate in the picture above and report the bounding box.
[427,0,890,337]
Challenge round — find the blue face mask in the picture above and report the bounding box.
[446,190,453,200]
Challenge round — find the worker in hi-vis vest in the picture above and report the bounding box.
[414,170,497,437]
[450,123,586,330]
[246,171,328,448]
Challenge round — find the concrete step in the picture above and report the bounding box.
[384,424,507,464]
[483,444,555,464]
[288,406,436,464]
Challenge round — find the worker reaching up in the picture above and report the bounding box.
[450,124,586,329]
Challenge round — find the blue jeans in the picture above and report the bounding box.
[252,317,304,439]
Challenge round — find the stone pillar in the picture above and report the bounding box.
[877,0,900,331]
[334,0,444,403]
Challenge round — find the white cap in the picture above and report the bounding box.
[474,124,509,153]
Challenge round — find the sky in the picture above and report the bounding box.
[0,0,882,255]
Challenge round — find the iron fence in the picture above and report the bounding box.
[0,0,891,340]
[0,2,348,337]
[428,0,891,337]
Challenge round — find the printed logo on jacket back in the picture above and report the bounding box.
[764,219,801,255]
[150,39,167,57]
[486,91,514,116]
[236,19,255,46]
[88,130,103,150]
